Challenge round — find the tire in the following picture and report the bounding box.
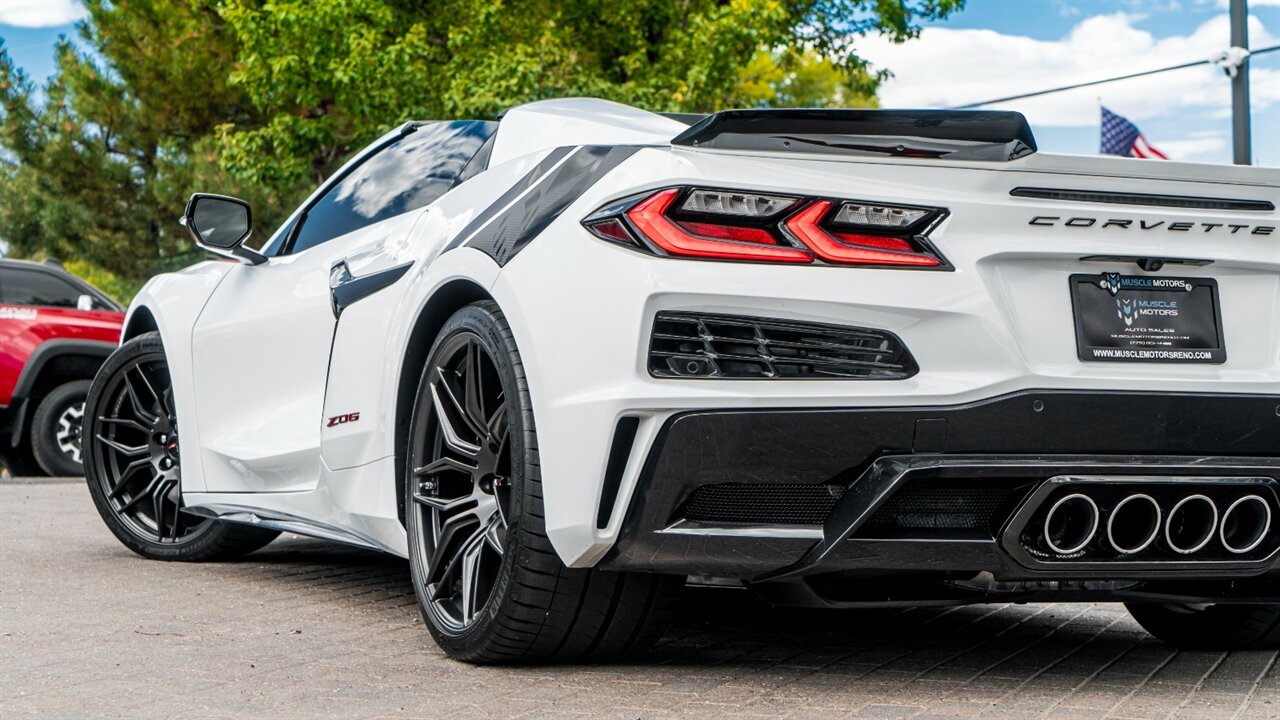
[30,379,92,477]
[83,332,279,561]
[1126,602,1280,650]
[405,301,681,664]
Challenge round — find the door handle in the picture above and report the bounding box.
[328,260,414,318]
[329,260,353,290]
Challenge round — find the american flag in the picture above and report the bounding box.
[1100,106,1167,159]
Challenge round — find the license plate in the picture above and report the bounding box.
[1069,273,1225,363]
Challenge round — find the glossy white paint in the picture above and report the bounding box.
[123,261,236,493]
[117,98,1279,566]
[489,97,686,167]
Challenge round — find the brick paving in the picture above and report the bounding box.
[1,480,1278,719]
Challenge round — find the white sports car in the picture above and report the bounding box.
[84,98,1280,663]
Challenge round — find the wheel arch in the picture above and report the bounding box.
[7,339,116,449]
[121,305,160,342]
[394,278,497,526]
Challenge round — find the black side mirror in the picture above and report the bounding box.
[181,193,266,265]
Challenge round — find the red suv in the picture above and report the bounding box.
[0,259,124,476]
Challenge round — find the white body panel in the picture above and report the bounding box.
[118,99,1279,566]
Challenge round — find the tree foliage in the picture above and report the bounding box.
[1,0,963,291]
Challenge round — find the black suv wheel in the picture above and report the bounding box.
[30,379,92,477]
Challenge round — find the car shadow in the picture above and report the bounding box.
[227,534,1145,673]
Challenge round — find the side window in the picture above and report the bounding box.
[0,269,85,309]
[287,121,496,255]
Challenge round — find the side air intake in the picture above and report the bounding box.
[649,312,918,380]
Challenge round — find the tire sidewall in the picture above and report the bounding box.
[406,303,535,654]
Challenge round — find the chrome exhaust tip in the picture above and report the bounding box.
[1220,495,1271,554]
[1106,493,1161,554]
[1043,493,1099,555]
[1165,494,1218,555]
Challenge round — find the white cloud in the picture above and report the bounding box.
[856,12,1280,128]
[1156,130,1228,160]
[0,0,86,28]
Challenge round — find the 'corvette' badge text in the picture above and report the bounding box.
[1029,216,1274,234]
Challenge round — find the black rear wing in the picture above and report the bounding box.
[671,109,1037,162]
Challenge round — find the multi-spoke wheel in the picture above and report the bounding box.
[406,302,680,664]
[83,332,278,561]
[411,332,511,630]
[31,379,92,477]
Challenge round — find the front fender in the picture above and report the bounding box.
[121,260,236,493]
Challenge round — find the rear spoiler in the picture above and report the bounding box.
[671,109,1037,162]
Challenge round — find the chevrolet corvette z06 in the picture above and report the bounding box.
[82,99,1280,662]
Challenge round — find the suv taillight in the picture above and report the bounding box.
[583,187,948,269]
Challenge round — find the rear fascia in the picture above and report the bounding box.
[600,390,1280,580]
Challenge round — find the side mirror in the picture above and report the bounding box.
[181,193,266,265]
[76,294,94,312]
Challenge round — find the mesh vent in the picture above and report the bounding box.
[853,480,1031,539]
[680,483,845,526]
[650,312,918,379]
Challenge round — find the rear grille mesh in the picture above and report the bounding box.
[649,312,918,379]
[852,479,1032,539]
[679,483,845,525]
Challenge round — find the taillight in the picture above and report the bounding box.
[784,201,940,267]
[583,187,947,269]
[627,189,812,263]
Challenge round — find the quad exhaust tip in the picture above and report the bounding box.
[1221,495,1271,554]
[1043,493,1099,555]
[1030,486,1275,560]
[1106,494,1161,554]
[1165,494,1218,555]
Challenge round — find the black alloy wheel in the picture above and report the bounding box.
[410,331,512,631]
[406,302,680,664]
[84,332,279,561]
[90,346,198,542]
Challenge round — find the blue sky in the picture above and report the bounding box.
[2,0,1279,166]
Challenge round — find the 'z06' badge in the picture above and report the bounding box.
[326,412,360,428]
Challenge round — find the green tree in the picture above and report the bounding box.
[0,1,292,294]
[218,0,961,187]
[1,0,964,289]
[732,49,880,110]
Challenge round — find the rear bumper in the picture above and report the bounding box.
[600,390,1280,601]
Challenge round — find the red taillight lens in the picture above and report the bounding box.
[585,187,946,269]
[626,189,813,263]
[784,201,941,267]
[675,221,778,246]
